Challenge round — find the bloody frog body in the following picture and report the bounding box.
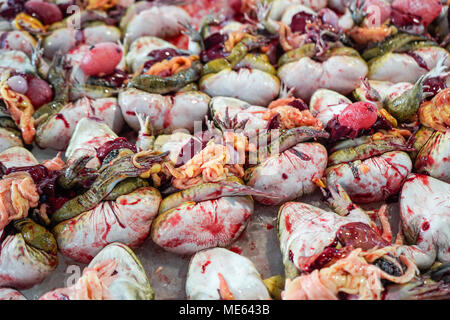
[0,147,57,289]
[278,184,373,278]
[35,97,124,151]
[246,140,328,205]
[278,45,368,102]
[414,130,450,183]
[363,33,450,84]
[151,178,255,255]
[65,118,119,169]
[40,242,154,300]
[186,247,271,300]
[277,184,418,296]
[397,174,450,270]
[119,88,210,135]
[51,139,165,263]
[209,95,329,205]
[150,130,280,255]
[53,186,161,264]
[197,20,281,106]
[121,2,191,46]
[326,132,413,203]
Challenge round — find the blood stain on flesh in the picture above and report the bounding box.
[201,260,211,273]
[55,114,69,128]
[229,246,242,255]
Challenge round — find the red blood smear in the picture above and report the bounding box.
[55,114,69,128]
[201,260,211,273]
[406,51,429,71]
[282,173,288,180]
[414,174,431,188]
[166,214,182,227]
[266,224,274,230]
[228,223,244,240]
[422,221,430,231]
[229,246,242,255]
[166,34,189,50]
[119,198,141,206]
[125,111,136,116]
[285,215,293,233]
[203,222,225,236]
[288,250,294,262]
[160,237,184,249]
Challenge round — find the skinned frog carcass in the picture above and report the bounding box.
[278,184,374,278]
[196,19,280,106]
[122,38,210,133]
[64,41,125,97]
[42,8,121,59]
[51,132,166,263]
[352,58,449,124]
[209,95,329,206]
[125,36,181,74]
[362,33,450,84]
[150,130,277,255]
[151,179,255,255]
[412,129,450,184]
[320,98,413,203]
[125,38,202,95]
[65,117,120,169]
[278,44,368,102]
[186,247,271,300]
[119,88,210,135]
[0,147,58,289]
[43,23,121,60]
[121,1,190,45]
[244,128,328,205]
[40,242,154,300]
[254,2,368,102]
[325,141,412,204]
[397,174,450,270]
[277,184,419,299]
[35,96,124,150]
[412,88,450,183]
